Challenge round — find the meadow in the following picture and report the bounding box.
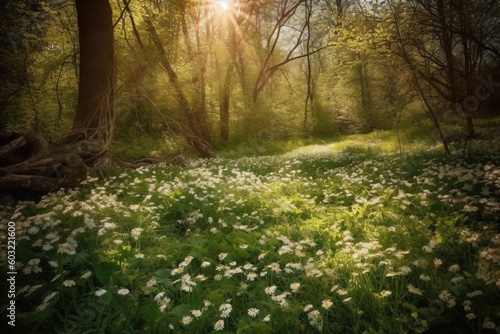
[1,130,500,333]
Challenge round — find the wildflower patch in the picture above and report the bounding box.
[0,148,499,333]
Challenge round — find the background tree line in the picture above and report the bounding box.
[1,0,499,160]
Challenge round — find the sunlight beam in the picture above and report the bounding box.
[218,0,230,11]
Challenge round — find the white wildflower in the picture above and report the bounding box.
[247,308,260,317]
[322,299,333,309]
[63,280,76,287]
[95,288,107,297]
[181,316,193,326]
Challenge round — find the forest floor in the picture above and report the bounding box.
[1,130,500,333]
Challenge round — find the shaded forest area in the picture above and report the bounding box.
[1,0,500,198]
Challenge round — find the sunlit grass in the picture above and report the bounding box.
[1,132,499,333]
[219,127,437,160]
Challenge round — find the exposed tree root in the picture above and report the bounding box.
[0,133,105,201]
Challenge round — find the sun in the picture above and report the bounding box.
[218,0,230,11]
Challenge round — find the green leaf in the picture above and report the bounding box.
[94,261,121,286]
[237,321,272,334]
[169,304,190,317]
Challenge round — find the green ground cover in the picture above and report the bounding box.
[1,134,499,333]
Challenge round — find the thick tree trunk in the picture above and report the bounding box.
[70,0,115,144]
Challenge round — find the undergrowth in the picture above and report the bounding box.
[1,134,500,333]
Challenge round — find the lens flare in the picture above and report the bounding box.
[218,0,230,11]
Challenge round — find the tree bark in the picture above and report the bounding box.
[70,0,115,144]
[220,63,233,143]
[189,13,212,145]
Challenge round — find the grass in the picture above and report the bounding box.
[219,125,440,160]
[1,131,500,333]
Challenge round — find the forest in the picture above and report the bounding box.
[1,0,500,333]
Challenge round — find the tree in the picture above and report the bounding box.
[142,7,215,158]
[251,0,311,102]
[69,0,115,144]
[389,0,500,144]
[0,0,115,199]
[216,0,248,144]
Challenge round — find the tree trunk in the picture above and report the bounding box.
[465,113,475,138]
[70,0,115,144]
[220,63,233,144]
[190,14,213,145]
[303,0,313,138]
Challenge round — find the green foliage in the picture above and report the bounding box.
[0,1,78,139]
